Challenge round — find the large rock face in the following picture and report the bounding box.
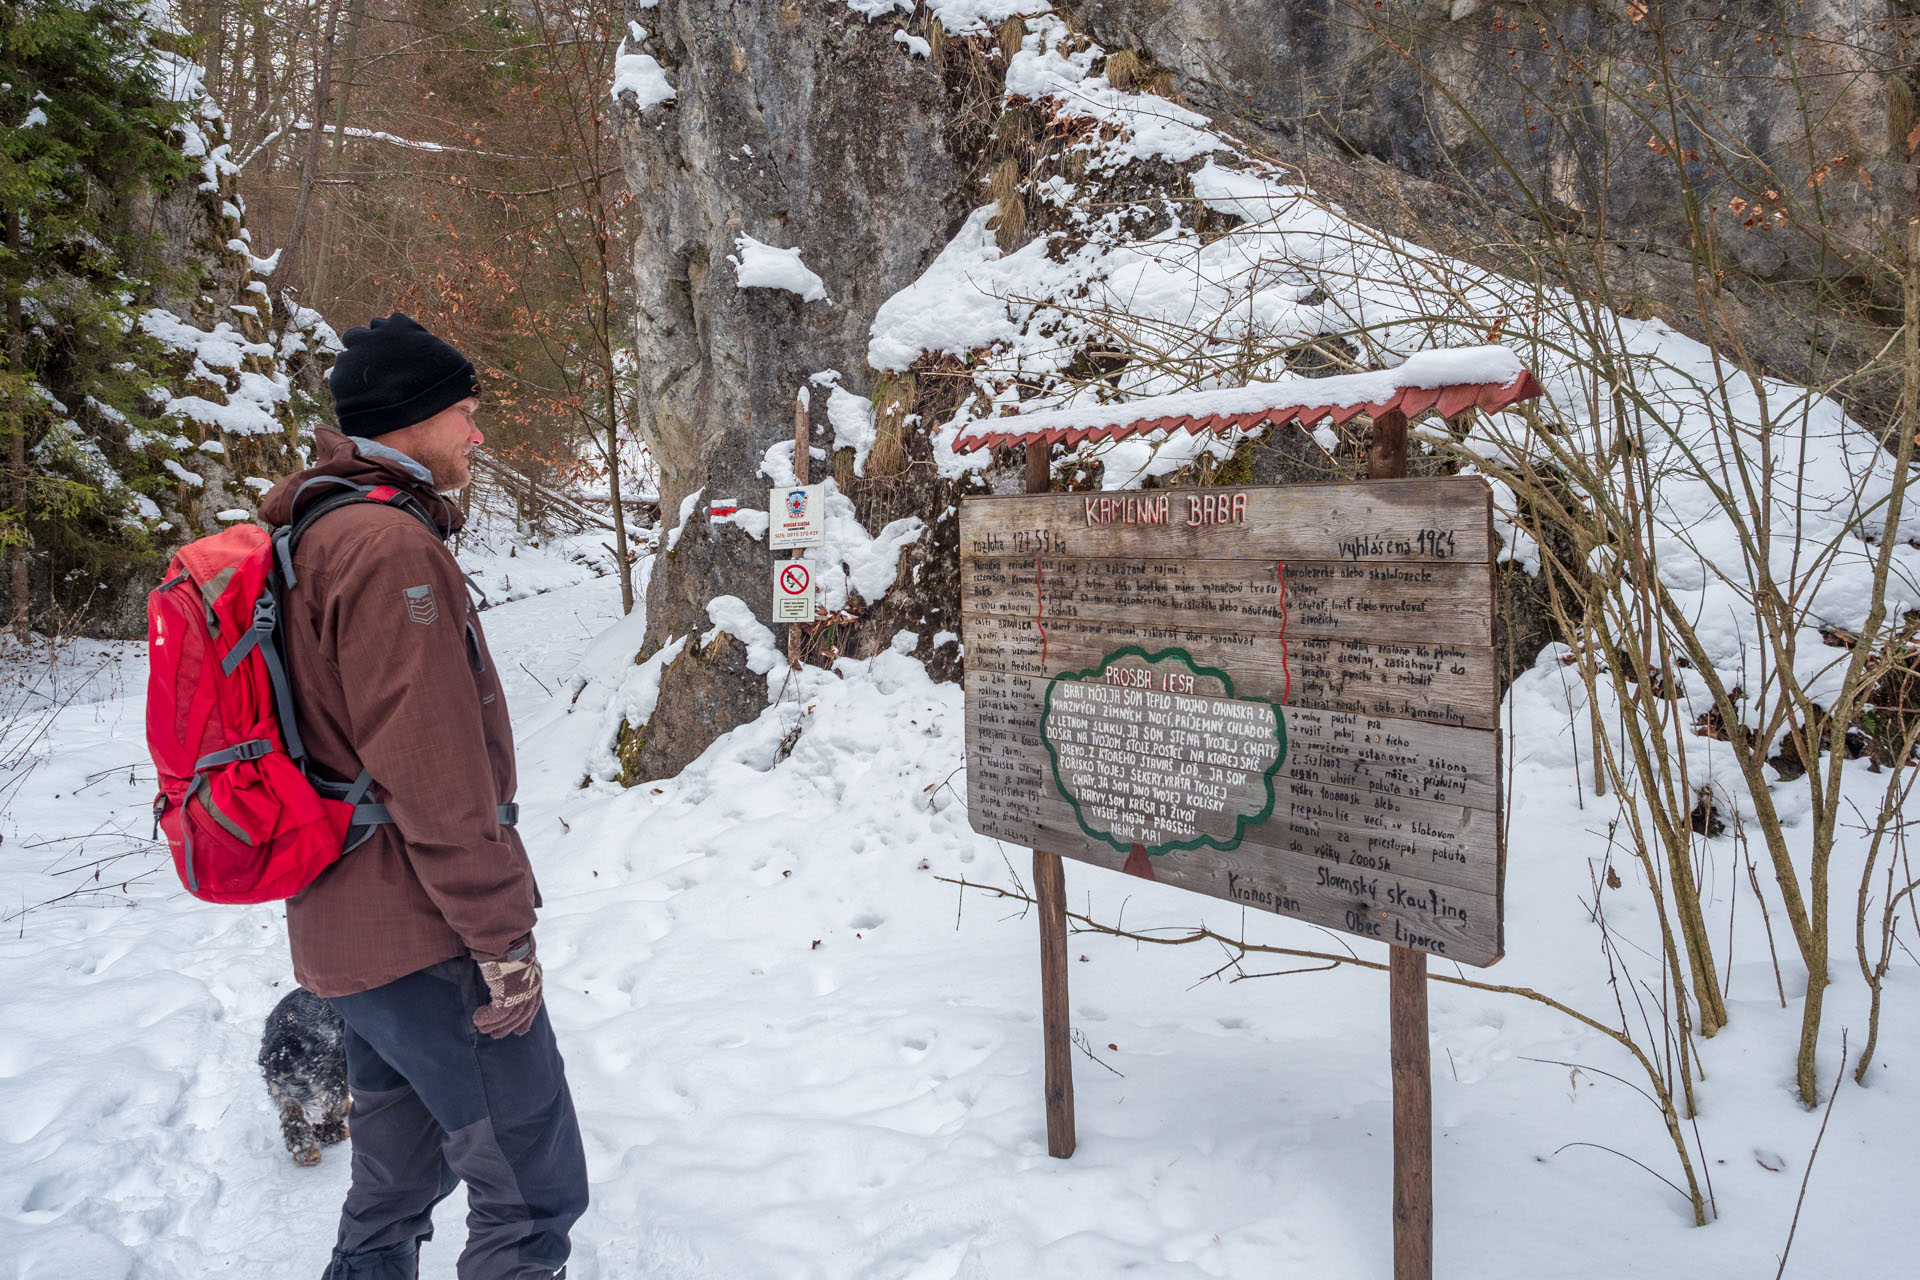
[614,3,979,779]
[1061,0,1916,280]
[615,0,1916,780]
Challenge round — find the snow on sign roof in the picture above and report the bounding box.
[951,345,1544,453]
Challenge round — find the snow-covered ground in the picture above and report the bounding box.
[2,538,1915,1278]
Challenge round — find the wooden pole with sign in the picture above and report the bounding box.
[1369,408,1433,1280]
[788,390,811,668]
[1027,439,1077,1159]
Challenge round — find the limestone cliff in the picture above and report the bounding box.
[612,0,1916,781]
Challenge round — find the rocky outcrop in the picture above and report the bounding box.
[1061,0,1916,281]
[613,0,1913,780]
[612,3,983,779]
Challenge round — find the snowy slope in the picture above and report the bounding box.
[1,553,1915,1277]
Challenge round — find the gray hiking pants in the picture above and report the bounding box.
[321,958,588,1280]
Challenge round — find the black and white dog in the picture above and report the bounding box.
[259,986,350,1165]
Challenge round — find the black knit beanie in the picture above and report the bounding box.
[327,313,479,436]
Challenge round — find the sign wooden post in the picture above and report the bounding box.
[1368,410,1434,1280]
[787,391,810,667]
[1028,439,1077,1159]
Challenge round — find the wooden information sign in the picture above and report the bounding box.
[959,478,1504,967]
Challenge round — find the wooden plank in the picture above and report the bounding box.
[962,557,1493,647]
[977,764,1501,964]
[964,668,1499,811]
[970,748,1502,903]
[959,479,1504,968]
[960,675,1497,898]
[962,612,1498,731]
[962,477,1493,564]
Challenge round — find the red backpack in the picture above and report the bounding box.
[145,479,434,903]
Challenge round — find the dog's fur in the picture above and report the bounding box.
[259,986,349,1165]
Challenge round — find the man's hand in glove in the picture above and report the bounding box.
[473,934,543,1038]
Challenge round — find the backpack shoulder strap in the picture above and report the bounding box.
[275,477,441,589]
[255,476,455,850]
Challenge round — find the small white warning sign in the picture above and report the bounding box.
[768,483,826,550]
[773,559,815,622]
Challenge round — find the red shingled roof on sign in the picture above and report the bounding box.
[950,366,1545,454]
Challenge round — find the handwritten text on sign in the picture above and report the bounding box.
[1042,649,1284,855]
[959,479,1505,966]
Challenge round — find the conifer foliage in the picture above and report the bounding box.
[1,1,188,629]
[0,2,319,634]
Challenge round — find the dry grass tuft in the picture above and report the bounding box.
[994,105,1034,159]
[998,16,1027,62]
[867,371,915,479]
[1104,49,1143,91]
[988,156,1022,206]
[993,190,1028,252]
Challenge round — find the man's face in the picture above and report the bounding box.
[390,398,483,491]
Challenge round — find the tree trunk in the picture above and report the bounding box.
[606,409,634,614]
[272,0,343,289]
[250,0,272,121]
[309,0,368,308]
[5,209,29,634]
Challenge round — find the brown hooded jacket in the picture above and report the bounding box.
[259,428,537,997]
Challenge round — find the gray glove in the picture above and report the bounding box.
[473,934,543,1038]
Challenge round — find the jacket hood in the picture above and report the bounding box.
[260,427,465,536]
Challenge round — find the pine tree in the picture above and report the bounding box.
[0,0,192,630]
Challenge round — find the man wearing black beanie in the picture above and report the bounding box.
[260,313,589,1280]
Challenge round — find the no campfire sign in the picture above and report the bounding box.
[773,559,815,622]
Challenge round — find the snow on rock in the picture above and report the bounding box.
[893,29,932,57]
[665,486,704,551]
[611,23,677,112]
[868,206,1092,371]
[799,478,925,612]
[927,1,1055,34]
[584,633,687,783]
[758,438,827,489]
[138,311,290,437]
[808,371,880,476]
[713,505,771,542]
[730,234,831,304]
[161,459,204,488]
[703,595,782,680]
[214,508,250,522]
[841,1,1055,29]
[1004,24,1218,166]
[139,309,259,371]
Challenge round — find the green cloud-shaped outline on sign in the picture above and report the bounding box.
[1041,645,1287,859]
